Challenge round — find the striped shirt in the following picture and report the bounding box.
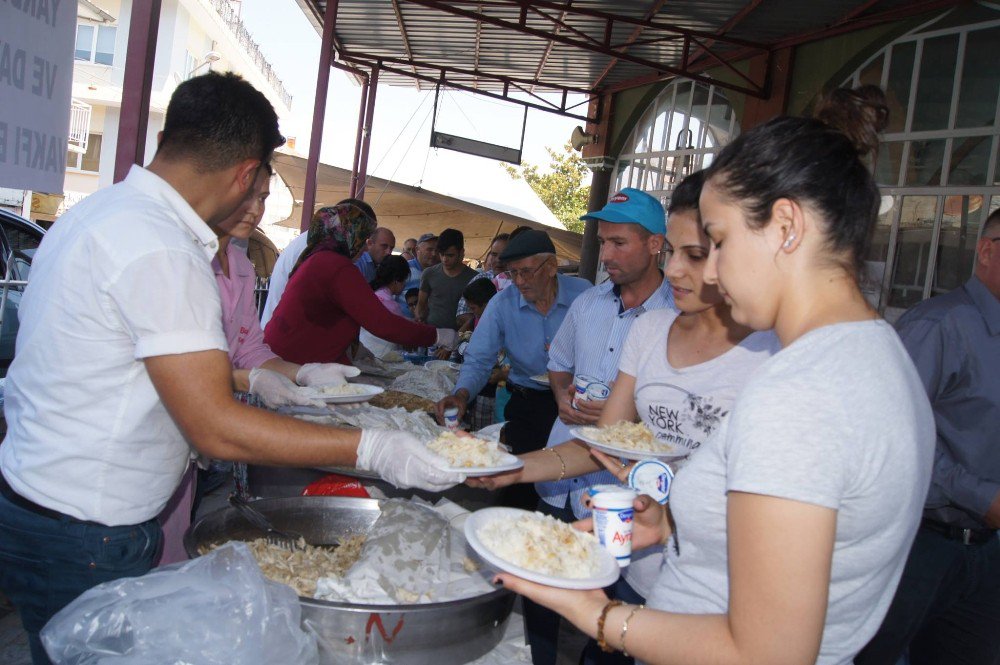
[540,277,675,518]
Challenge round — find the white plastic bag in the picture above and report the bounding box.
[41,542,319,665]
[314,499,493,605]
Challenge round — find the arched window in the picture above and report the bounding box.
[845,5,1000,318]
[612,81,739,204]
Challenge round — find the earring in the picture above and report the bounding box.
[783,233,796,248]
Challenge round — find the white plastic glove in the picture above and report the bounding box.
[356,429,466,491]
[295,362,361,387]
[248,368,323,409]
[435,328,459,350]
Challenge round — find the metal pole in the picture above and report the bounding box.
[348,77,370,198]
[579,166,612,282]
[355,64,380,201]
[113,0,162,183]
[301,0,340,231]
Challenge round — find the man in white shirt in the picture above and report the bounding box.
[0,73,458,665]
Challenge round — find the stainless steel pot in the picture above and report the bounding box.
[184,496,515,664]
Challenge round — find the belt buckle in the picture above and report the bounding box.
[962,528,973,545]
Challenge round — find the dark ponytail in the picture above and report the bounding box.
[704,85,889,278]
[369,254,411,292]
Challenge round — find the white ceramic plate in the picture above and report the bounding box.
[529,374,550,386]
[438,454,524,477]
[464,507,620,590]
[426,359,462,372]
[305,384,385,404]
[570,426,688,461]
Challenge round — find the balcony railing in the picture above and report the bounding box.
[207,0,293,109]
[67,99,92,155]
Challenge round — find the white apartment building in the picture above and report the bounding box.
[35,0,296,230]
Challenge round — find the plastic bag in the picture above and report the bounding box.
[389,367,456,403]
[41,542,319,665]
[314,499,493,605]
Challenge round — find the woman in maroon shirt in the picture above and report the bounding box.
[265,202,453,364]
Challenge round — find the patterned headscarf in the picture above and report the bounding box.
[290,202,377,277]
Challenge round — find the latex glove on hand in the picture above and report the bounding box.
[435,328,459,350]
[248,368,323,409]
[356,429,466,491]
[295,362,361,387]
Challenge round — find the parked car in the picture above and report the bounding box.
[0,209,46,375]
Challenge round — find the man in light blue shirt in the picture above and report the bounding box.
[436,230,590,509]
[398,232,437,316]
[540,188,675,521]
[353,227,395,282]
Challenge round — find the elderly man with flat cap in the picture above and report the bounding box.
[436,230,590,509]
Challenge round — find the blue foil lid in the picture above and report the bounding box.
[627,459,673,504]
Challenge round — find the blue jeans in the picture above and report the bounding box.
[856,525,1000,665]
[524,497,578,665]
[0,492,162,665]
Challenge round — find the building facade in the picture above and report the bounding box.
[49,0,296,228]
[596,2,999,319]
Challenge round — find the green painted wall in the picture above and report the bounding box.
[788,23,913,116]
[604,12,943,159]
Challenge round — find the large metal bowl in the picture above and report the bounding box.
[184,496,515,664]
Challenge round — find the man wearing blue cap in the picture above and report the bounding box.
[482,188,674,664]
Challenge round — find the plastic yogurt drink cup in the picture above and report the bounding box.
[591,487,637,567]
[443,407,460,429]
[573,374,609,409]
[627,459,673,504]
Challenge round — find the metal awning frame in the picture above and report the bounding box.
[327,0,774,123]
[394,0,772,98]
[336,53,600,123]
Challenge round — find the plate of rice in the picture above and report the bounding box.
[465,508,619,589]
[571,422,685,461]
[426,431,524,476]
[305,383,385,404]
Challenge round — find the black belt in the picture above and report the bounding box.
[921,517,997,545]
[507,382,552,399]
[0,472,98,525]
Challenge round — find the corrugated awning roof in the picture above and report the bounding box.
[294,0,960,121]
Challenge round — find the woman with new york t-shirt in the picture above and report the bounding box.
[598,169,780,607]
[475,170,780,611]
[493,85,935,665]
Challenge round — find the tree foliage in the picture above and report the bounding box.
[504,142,590,233]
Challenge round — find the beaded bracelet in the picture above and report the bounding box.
[620,603,645,658]
[546,447,567,481]
[596,600,623,653]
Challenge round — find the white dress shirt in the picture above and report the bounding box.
[0,166,228,526]
[260,230,308,329]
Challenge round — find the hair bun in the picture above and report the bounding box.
[813,84,889,157]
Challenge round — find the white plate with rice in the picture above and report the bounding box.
[305,383,384,404]
[465,508,619,589]
[571,423,687,461]
[426,432,525,477]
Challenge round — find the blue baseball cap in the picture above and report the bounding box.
[580,188,666,235]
